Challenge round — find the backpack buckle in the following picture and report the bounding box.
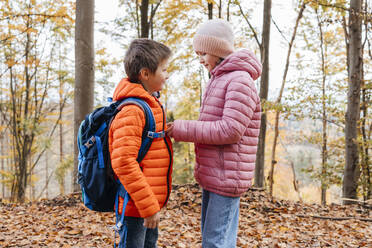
[84,136,96,148]
[147,131,165,139]
[112,221,123,231]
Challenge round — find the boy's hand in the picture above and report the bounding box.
[144,211,160,229]
[165,122,174,137]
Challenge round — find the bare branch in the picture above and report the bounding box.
[297,214,372,222]
[0,13,69,22]
[30,95,68,173]
[35,171,54,200]
[235,1,261,48]
[150,0,162,22]
[271,15,290,45]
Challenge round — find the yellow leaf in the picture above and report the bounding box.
[5,59,16,67]
[96,48,106,55]
[66,229,82,235]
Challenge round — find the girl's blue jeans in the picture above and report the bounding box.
[201,189,240,248]
[118,216,158,248]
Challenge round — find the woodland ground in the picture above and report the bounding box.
[0,184,371,248]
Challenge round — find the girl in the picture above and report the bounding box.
[166,19,262,247]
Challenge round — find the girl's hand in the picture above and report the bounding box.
[165,122,174,137]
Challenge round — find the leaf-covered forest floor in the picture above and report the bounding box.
[0,184,371,248]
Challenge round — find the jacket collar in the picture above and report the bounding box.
[210,49,262,80]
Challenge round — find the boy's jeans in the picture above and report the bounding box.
[201,189,240,248]
[118,216,158,248]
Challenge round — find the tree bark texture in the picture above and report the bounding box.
[140,0,149,38]
[255,0,271,188]
[74,0,95,192]
[360,0,371,200]
[208,3,213,20]
[343,0,362,204]
[218,0,222,18]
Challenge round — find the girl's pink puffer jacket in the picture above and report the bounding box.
[172,49,262,197]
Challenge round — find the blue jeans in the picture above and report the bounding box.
[118,216,158,248]
[201,189,240,248]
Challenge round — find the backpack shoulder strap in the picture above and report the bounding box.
[115,97,163,163]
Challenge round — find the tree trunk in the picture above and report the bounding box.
[0,74,3,199]
[362,80,371,201]
[218,0,222,18]
[74,0,95,192]
[10,117,16,202]
[15,16,32,203]
[59,48,64,195]
[30,159,35,201]
[140,0,149,38]
[360,0,371,200]
[208,3,213,20]
[136,0,140,37]
[269,4,306,196]
[289,161,302,202]
[255,0,271,188]
[45,148,49,199]
[227,0,231,21]
[1,132,4,199]
[316,8,328,207]
[150,4,154,39]
[360,68,370,201]
[343,0,362,204]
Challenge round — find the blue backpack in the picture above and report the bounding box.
[77,97,164,245]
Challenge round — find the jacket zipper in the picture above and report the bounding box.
[157,101,172,207]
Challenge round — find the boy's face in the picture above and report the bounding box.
[196,51,220,72]
[145,59,169,94]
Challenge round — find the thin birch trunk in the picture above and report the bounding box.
[316,8,328,206]
[269,3,306,196]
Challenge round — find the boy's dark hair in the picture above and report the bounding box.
[124,38,171,83]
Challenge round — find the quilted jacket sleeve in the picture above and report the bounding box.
[110,105,160,218]
[172,76,258,145]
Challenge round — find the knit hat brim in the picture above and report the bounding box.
[193,34,234,58]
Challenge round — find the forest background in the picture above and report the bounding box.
[0,0,371,208]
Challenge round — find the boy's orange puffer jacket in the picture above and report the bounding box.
[108,78,173,218]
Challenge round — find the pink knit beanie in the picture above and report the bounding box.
[193,19,234,58]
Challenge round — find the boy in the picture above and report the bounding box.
[109,38,173,248]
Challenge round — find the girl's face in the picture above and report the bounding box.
[196,51,220,72]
